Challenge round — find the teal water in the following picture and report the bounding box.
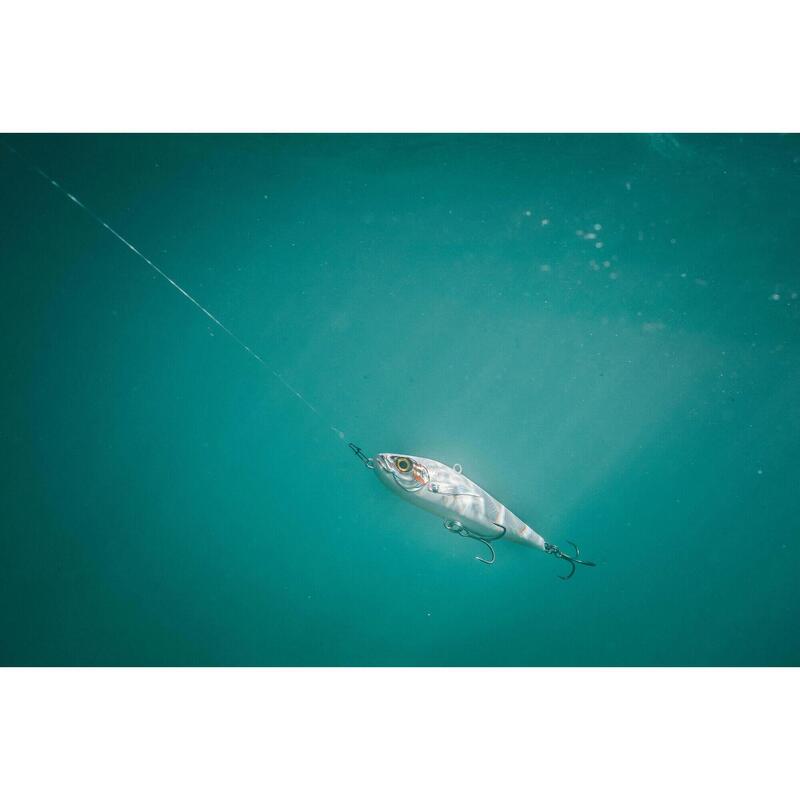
[1,133,798,666]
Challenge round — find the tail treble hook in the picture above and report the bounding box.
[544,540,596,580]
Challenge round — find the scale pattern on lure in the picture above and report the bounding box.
[351,445,595,578]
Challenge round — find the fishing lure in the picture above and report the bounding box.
[2,143,595,581]
[351,445,595,578]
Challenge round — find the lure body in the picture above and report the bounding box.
[373,452,546,552]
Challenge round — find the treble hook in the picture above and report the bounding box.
[544,540,597,580]
[444,520,505,566]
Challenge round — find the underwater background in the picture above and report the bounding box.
[1,133,798,666]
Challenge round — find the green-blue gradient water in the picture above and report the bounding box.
[1,133,798,666]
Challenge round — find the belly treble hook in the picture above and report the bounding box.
[444,519,507,566]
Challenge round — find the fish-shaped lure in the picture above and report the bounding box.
[351,446,596,578]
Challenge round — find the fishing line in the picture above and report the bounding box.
[2,139,347,442]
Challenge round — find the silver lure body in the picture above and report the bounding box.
[373,452,546,552]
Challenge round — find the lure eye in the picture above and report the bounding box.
[395,457,412,473]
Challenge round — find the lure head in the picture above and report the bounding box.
[374,453,430,494]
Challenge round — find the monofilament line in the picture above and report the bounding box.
[2,140,346,442]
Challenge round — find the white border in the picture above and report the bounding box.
[1,1,798,131]
[0,668,797,799]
